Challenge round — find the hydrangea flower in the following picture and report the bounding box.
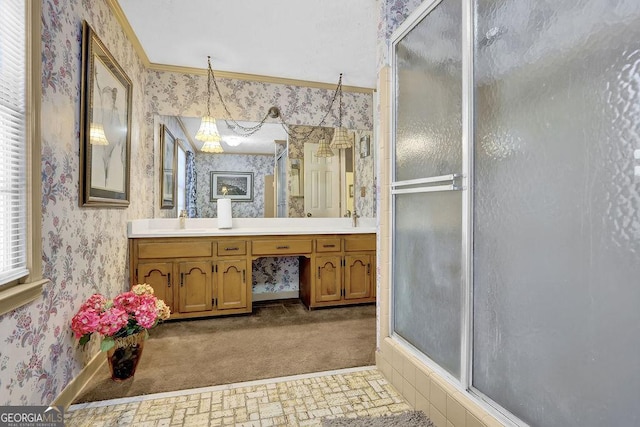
[70,283,171,351]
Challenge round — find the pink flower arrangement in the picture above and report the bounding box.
[71,284,171,351]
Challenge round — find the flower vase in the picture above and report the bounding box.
[106,332,146,381]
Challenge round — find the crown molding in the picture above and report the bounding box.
[107,0,151,65]
[107,0,375,95]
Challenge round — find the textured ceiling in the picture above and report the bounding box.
[181,117,287,154]
[117,0,378,89]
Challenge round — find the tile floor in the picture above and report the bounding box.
[65,366,412,426]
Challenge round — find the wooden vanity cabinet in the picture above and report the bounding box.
[315,255,343,302]
[178,261,213,313]
[301,234,376,308]
[129,237,251,320]
[215,258,250,311]
[344,254,374,300]
[130,232,375,318]
[137,261,174,312]
[215,240,251,311]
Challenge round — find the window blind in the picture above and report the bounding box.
[0,0,28,286]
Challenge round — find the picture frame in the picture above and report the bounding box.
[160,124,177,209]
[210,172,254,201]
[359,134,371,158]
[79,21,132,207]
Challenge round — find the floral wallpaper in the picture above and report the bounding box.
[194,153,274,218]
[185,151,197,217]
[377,0,424,68]
[252,257,300,294]
[146,71,373,131]
[0,0,400,407]
[355,130,375,218]
[0,0,151,406]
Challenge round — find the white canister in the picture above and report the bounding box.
[217,198,232,229]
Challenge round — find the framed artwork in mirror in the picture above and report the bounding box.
[210,172,254,201]
[359,134,371,158]
[79,21,132,207]
[160,125,177,209]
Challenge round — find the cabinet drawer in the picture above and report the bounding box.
[138,241,213,259]
[217,241,247,256]
[252,239,312,255]
[316,238,341,253]
[344,235,376,252]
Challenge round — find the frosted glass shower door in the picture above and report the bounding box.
[472,0,640,425]
[392,0,464,379]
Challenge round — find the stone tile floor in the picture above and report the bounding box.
[65,366,412,426]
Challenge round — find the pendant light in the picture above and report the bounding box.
[315,139,334,157]
[89,123,109,145]
[194,54,352,147]
[196,56,223,153]
[329,73,352,149]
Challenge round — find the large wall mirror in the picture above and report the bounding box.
[154,115,375,219]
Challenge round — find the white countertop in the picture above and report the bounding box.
[127,217,377,238]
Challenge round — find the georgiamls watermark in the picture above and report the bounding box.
[0,406,64,427]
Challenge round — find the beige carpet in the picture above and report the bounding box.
[73,300,376,403]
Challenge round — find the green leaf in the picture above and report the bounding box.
[101,337,115,352]
[78,334,91,346]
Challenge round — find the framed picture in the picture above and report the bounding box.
[79,21,132,207]
[160,124,177,209]
[210,172,254,201]
[359,134,371,158]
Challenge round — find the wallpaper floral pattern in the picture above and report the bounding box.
[0,0,412,406]
[1,0,151,406]
[252,257,300,295]
[355,130,375,218]
[194,154,274,218]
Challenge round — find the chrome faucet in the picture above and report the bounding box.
[352,210,358,227]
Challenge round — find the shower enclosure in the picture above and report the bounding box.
[390,0,640,425]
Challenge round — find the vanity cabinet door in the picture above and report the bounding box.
[137,262,174,312]
[315,256,342,303]
[215,259,248,310]
[178,261,213,313]
[344,254,373,300]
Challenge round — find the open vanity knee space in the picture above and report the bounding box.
[128,218,376,319]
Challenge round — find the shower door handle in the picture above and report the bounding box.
[392,173,462,195]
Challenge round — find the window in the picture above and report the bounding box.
[0,0,45,315]
[176,142,186,214]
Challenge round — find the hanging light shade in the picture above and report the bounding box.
[329,127,352,149]
[89,123,109,145]
[329,73,352,149]
[201,139,224,153]
[196,56,223,152]
[315,139,334,157]
[195,116,222,143]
